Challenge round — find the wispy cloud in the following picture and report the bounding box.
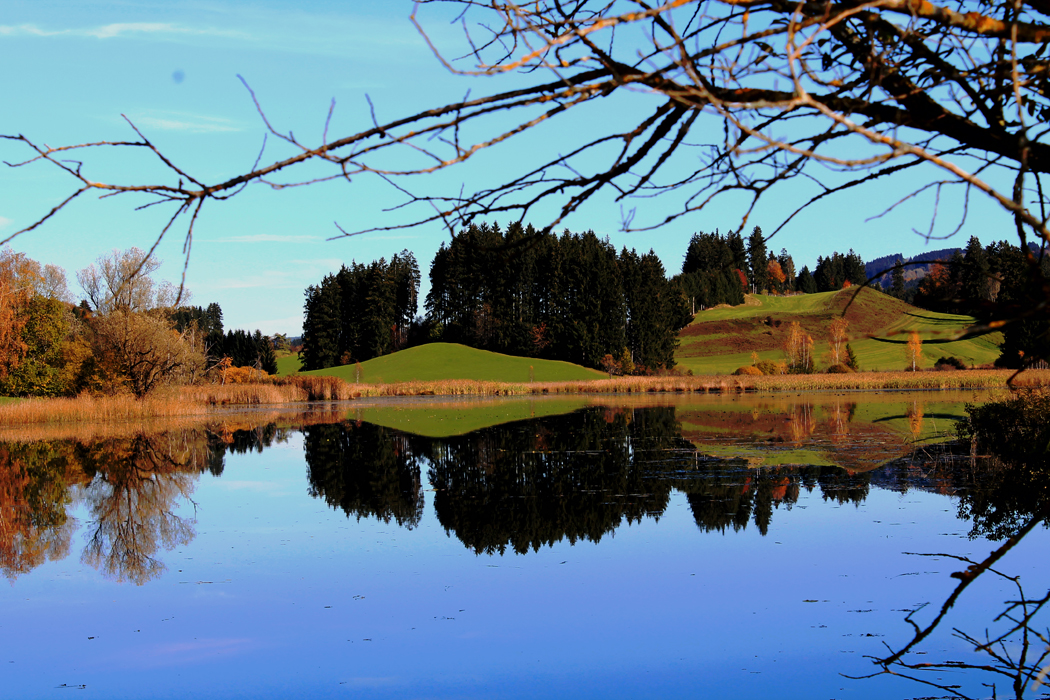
[237,313,305,336]
[205,234,321,244]
[0,216,12,229]
[0,22,251,41]
[131,113,241,134]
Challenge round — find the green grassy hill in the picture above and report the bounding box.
[676,288,1002,374]
[276,353,302,376]
[298,342,606,383]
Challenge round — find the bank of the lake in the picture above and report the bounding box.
[0,368,1047,430]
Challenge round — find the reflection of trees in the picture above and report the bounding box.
[206,422,290,476]
[680,465,870,536]
[0,442,79,580]
[303,422,423,529]
[0,429,222,584]
[77,434,202,585]
[853,410,1050,699]
[424,407,690,554]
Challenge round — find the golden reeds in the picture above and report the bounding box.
[0,369,1046,428]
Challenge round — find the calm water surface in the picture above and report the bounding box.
[1,392,1047,699]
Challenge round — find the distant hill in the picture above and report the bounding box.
[863,241,1045,289]
[864,247,959,289]
[675,288,1002,374]
[298,343,606,383]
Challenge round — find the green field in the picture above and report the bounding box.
[276,353,302,376]
[676,288,1002,374]
[300,343,606,384]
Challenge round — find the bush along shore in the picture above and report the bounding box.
[1,370,1048,426]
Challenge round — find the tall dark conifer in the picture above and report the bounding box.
[747,226,767,293]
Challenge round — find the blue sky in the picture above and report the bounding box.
[0,0,1017,335]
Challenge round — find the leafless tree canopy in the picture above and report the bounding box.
[5,0,1050,259]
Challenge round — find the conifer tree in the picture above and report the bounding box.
[302,275,342,370]
[891,258,906,299]
[747,226,767,293]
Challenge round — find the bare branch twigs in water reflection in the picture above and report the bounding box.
[855,512,1050,699]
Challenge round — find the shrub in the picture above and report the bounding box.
[956,388,1050,467]
[734,365,763,376]
[845,343,860,371]
[826,363,854,374]
[934,355,967,371]
[755,360,784,375]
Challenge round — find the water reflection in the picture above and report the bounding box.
[1,428,238,583]
[0,396,1033,583]
[0,441,79,579]
[303,422,424,528]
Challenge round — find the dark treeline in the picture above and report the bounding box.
[673,226,862,303]
[675,229,747,308]
[908,237,1050,368]
[301,251,420,371]
[299,223,692,372]
[171,303,278,374]
[426,223,691,371]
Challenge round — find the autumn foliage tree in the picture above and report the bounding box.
[907,331,924,371]
[785,322,815,374]
[77,249,204,397]
[767,260,786,294]
[0,248,37,382]
[828,318,850,366]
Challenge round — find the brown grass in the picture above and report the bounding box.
[0,369,1046,429]
[0,407,352,443]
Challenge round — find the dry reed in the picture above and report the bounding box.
[0,369,1045,429]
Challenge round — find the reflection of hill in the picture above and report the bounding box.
[678,396,964,471]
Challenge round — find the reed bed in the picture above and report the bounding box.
[377,369,1050,396]
[0,407,353,443]
[0,392,208,425]
[0,369,1045,429]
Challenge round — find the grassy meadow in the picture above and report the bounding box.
[298,343,606,383]
[676,288,1002,374]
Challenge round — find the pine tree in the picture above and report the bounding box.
[747,226,767,293]
[302,274,342,370]
[891,258,906,299]
[796,266,818,294]
[960,236,990,305]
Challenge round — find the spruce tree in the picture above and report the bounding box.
[961,236,990,304]
[891,257,906,299]
[747,226,767,293]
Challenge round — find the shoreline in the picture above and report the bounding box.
[0,369,1044,430]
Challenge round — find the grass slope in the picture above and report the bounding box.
[301,343,606,384]
[276,353,302,376]
[676,288,1002,374]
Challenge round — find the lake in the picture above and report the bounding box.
[2,391,1047,699]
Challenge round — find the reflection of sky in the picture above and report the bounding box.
[1,431,1046,699]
